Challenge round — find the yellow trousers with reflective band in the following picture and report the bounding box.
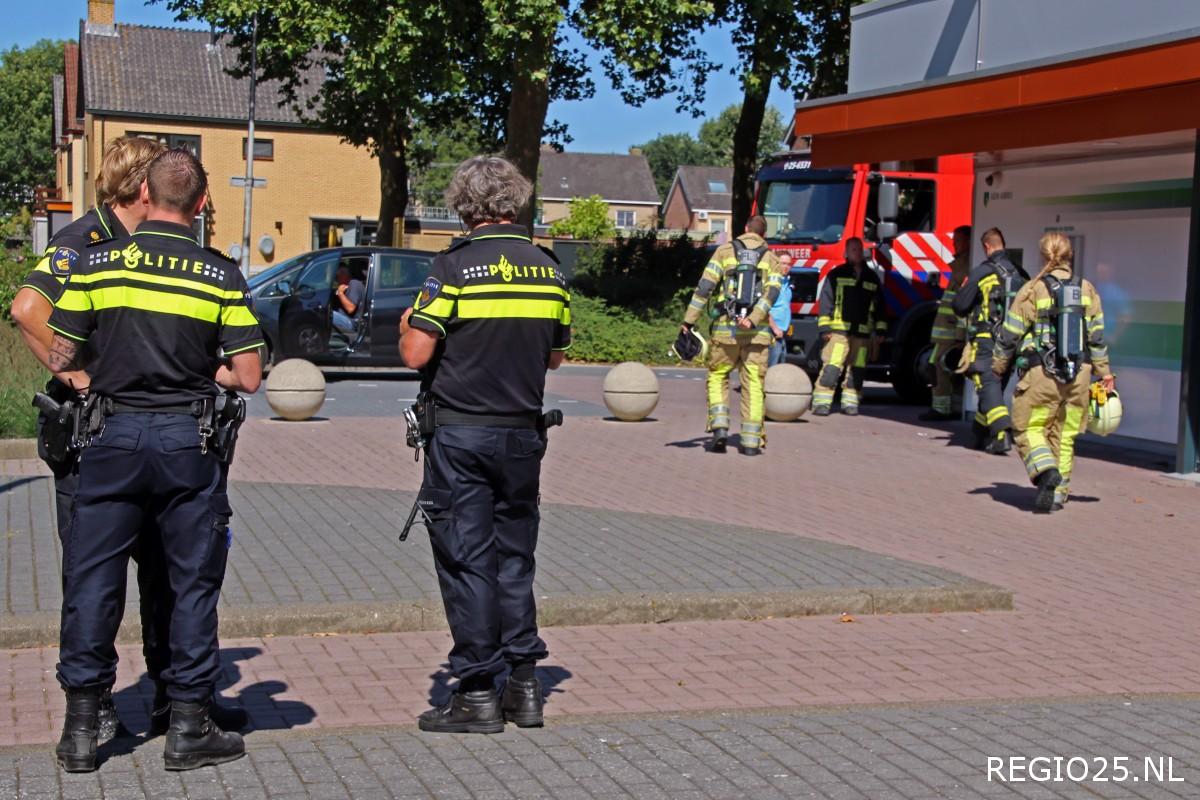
[1011,366,1091,503]
[813,333,868,412]
[929,341,959,415]
[706,339,770,448]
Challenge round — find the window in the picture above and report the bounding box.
[616,210,636,228]
[242,138,274,161]
[296,252,340,293]
[866,178,936,239]
[128,131,201,160]
[758,177,854,242]
[709,218,727,234]
[707,180,728,193]
[378,254,431,289]
[312,218,378,249]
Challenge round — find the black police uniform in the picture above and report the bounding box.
[20,206,173,718]
[48,219,263,706]
[408,223,570,709]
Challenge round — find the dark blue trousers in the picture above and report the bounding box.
[420,425,548,680]
[56,413,230,702]
[51,465,173,683]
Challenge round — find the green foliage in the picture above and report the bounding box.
[410,117,499,207]
[572,229,709,317]
[548,195,616,241]
[637,132,711,200]
[0,40,65,215]
[0,243,36,325]
[698,104,789,167]
[0,322,45,439]
[567,294,681,365]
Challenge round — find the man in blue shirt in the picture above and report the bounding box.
[768,253,794,366]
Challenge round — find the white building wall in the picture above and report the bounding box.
[971,148,1193,444]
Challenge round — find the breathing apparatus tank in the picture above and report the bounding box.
[1042,274,1086,382]
[725,239,768,321]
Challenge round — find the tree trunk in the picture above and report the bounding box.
[731,55,772,236]
[504,29,553,233]
[375,119,409,247]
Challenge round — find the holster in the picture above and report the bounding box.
[207,392,247,464]
[32,387,75,470]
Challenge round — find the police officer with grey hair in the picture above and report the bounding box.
[400,156,570,733]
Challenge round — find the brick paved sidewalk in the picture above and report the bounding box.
[0,478,1006,646]
[1,696,1194,799]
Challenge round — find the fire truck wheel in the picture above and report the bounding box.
[892,329,935,405]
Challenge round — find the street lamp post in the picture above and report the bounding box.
[239,12,258,277]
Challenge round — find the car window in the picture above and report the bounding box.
[296,252,340,292]
[377,254,432,289]
[340,254,370,283]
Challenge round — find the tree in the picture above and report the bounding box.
[409,117,499,208]
[0,40,64,215]
[697,104,789,167]
[717,0,851,233]
[637,132,710,200]
[163,0,477,245]
[547,195,615,240]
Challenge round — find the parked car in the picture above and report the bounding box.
[247,246,434,366]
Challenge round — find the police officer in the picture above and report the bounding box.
[46,149,263,772]
[920,225,971,421]
[952,227,1028,453]
[399,156,569,733]
[812,237,886,416]
[993,232,1113,513]
[680,215,783,455]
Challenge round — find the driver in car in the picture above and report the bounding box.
[332,265,365,335]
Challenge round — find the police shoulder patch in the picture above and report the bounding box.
[205,246,237,265]
[415,277,442,309]
[50,246,79,277]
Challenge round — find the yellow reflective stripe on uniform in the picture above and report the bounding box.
[220,304,259,327]
[1035,298,1052,309]
[63,285,222,322]
[417,297,455,319]
[455,297,567,320]
[223,341,264,355]
[18,283,56,304]
[64,269,246,300]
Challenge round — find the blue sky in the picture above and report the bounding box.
[7,0,797,153]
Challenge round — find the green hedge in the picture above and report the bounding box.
[0,246,35,325]
[568,294,684,365]
[0,322,46,439]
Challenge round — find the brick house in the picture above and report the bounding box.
[52,0,381,266]
[661,165,733,235]
[537,151,660,231]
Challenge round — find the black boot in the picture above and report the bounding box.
[163,700,245,771]
[418,689,505,734]
[1034,469,1063,514]
[501,677,544,728]
[56,687,100,773]
[710,428,728,453]
[151,683,248,736]
[985,430,1012,455]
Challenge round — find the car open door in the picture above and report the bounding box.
[278,249,341,360]
[370,251,433,363]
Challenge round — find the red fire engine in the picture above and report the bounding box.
[751,153,973,402]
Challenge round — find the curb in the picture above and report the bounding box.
[0,439,38,460]
[0,582,1011,649]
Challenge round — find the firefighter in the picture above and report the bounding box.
[993,232,1113,513]
[680,215,784,455]
[920,225,972,421]
[812,237,886,416]
[952,227,1028,453]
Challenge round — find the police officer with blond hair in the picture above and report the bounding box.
[400,156,570,733]
[47,149,263,772]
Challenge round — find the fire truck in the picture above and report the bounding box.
[752,153,973,402]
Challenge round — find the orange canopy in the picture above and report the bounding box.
[794,35,1200,166]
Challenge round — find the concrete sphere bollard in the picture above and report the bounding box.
[764,363,812,421]
[265,358,326,421]
[602,362,659,421]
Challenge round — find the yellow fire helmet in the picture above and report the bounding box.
[1088,384,1123,437]
[671,326,709,363]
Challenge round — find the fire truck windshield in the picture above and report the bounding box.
[758,178,854,244]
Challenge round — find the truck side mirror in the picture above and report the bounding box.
[878,180,899,221]
[875,221,898,241]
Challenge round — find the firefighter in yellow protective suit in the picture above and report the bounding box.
[812,237,886,416]
[920,225,972,421]
[993,232,1114,514]
[681,215,783,456]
